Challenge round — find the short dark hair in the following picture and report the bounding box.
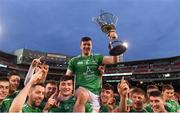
[60,75,73,82]
[81,37,92,43]
[45,80,57,86]
[147,85,159,90]
[131,88,145,96]
[31,83,46,89]
[0,78,9,82]
[102,83,114,92]
[149,90,162,97]
[7,70,21,78]
[162,84,174,92]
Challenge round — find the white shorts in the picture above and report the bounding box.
[79,87,100,112]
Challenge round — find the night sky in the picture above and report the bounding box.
[0,0,180,61]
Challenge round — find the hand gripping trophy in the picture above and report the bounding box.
[92,10,127,55]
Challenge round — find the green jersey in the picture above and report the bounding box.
[39,99,47,110]
[129,108,148,112]
[115,99,132,109]
[0,104,2,112]
[145,101,175,112]
[166,100,180,112]
[165,104,176,112]
[100,105,109,113]
[68,54,103,94]
[1,98,13,112]
[145,102,153,112]
[49,96,92,112]
[1,90,20,112]
[22,104,42,112]
[6,90,19,99]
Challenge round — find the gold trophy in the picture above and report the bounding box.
[92,10,127,55]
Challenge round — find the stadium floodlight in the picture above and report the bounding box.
[0,64,7,68]
[140,80,143,84]
[103,72,132,76]
[106,80,120,83]
[123,42,128,48]
[164,73,170,77]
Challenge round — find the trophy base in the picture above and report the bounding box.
[109,40,127,56]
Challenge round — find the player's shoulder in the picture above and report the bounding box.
[93,53,101,55]
[70,55,81,61]
[93,53,103,57]
[3,98,13,103]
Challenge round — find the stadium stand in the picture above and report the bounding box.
[0,48,179,92]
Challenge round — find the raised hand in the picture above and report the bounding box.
[55,91,63,106]
[40,64,49,83]
[98,65,105,75]
[24,57,44,85]
[117,77,129,97]
[117,77,130,112]
[31,57,43,67]
[28,65,49,85]
[107,29,118,40]
[43,92,58,112]
[107,97,116,112]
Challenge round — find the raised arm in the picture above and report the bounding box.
[43,91,58,112]
[102,56,119,65]
[9,81,33,112]
[9,65,49,112]
[24,57,42,85]
[117,77,129,112]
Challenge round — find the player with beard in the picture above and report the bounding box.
[43,75,92,112]
[129,88,148,112]
[9,64,49,112]
[39,80,57,109]
[149,90,174,113]
[45,80,57,100]
[66,33,119,112]
[22,83,46,112]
